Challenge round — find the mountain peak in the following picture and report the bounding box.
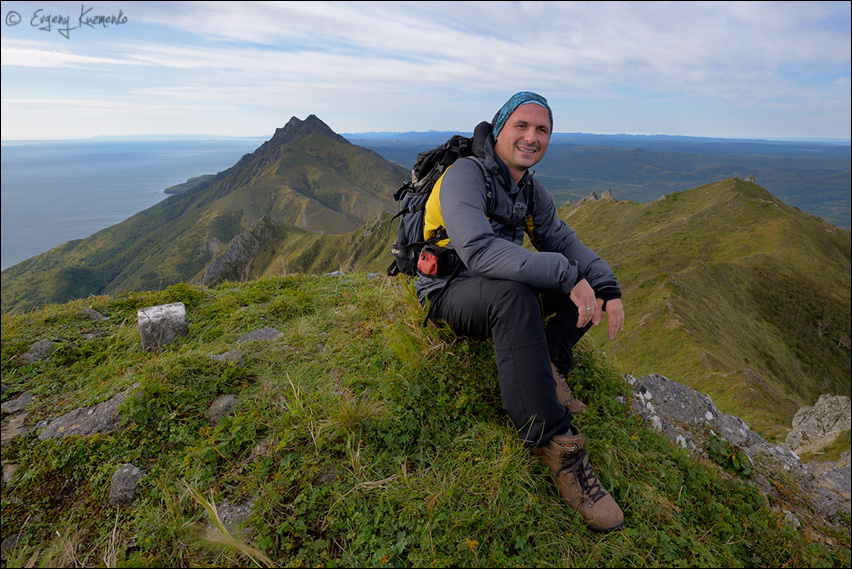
[242,115,350,163]
[267,115,349,148]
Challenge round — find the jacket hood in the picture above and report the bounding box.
[472,121,514,190]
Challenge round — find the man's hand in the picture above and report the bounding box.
[570,280,625,338]
[569,279,597,327]
[595,298,624,340]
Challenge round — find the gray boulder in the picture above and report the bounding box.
[236,327,283,344]
[20,339,57,363]
[1,392,34,415]
[109,463,144,508]
[206,394,239,425]
[138,302,189,353]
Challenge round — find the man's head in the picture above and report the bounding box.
[491,91,553,182]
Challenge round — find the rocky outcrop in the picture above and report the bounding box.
[627,373,850,523]
[37,383,139,441]
[786,394,851,454]
[19,340,57,363]
[579,191,599,204]
[206,394,239,426]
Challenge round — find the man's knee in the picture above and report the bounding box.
[489,280,541,321]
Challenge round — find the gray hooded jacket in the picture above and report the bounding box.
[415,121,621,305]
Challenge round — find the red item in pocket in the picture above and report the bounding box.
[417,250,439,275]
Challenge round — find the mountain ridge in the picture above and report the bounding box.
[559,178,850,439]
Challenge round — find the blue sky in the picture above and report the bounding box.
[1,1,850,141]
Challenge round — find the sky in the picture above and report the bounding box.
[1,1,850,142]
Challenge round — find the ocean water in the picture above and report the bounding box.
[1,138,265,270]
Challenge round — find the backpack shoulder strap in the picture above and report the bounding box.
[461,155,495,214]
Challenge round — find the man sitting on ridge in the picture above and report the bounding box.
[415,91,626,533]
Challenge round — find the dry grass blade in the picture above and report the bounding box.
[102,508,121,567]
[182,481,275,568]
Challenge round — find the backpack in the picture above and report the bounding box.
[386,134,492,277]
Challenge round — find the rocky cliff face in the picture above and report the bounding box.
[196,215,287,287]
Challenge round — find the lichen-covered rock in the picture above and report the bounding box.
[19,339,57,363]
[37,384,138,440]
[207,394,239,425]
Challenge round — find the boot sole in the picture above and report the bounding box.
[587,519,625,534]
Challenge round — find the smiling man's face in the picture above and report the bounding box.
[493,103,552,183]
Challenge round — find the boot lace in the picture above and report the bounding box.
[554,372,575,405]
[556,374,570,394]
[559,448,607,506]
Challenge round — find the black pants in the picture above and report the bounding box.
[429,276,591,448]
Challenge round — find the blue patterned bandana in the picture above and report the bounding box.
[491,91,553,140]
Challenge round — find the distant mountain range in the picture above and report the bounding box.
[345,131,851,230]
[1,116,849,440]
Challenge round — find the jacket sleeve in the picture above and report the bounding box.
[439,159,581,295]
[527,179,622,300]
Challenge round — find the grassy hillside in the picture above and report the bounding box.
[560,179,851,441]
[1,275,849,568]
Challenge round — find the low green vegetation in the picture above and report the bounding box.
[2,274,849,567]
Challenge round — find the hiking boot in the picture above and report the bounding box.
[533,426,624,533]
[551,363,588,414]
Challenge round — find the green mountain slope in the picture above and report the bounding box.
[559,178,851,440]
[1,276,848,567]
[0,116,407,312]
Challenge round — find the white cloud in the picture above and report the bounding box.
[0,45,134,68]
[1,0,848,139]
